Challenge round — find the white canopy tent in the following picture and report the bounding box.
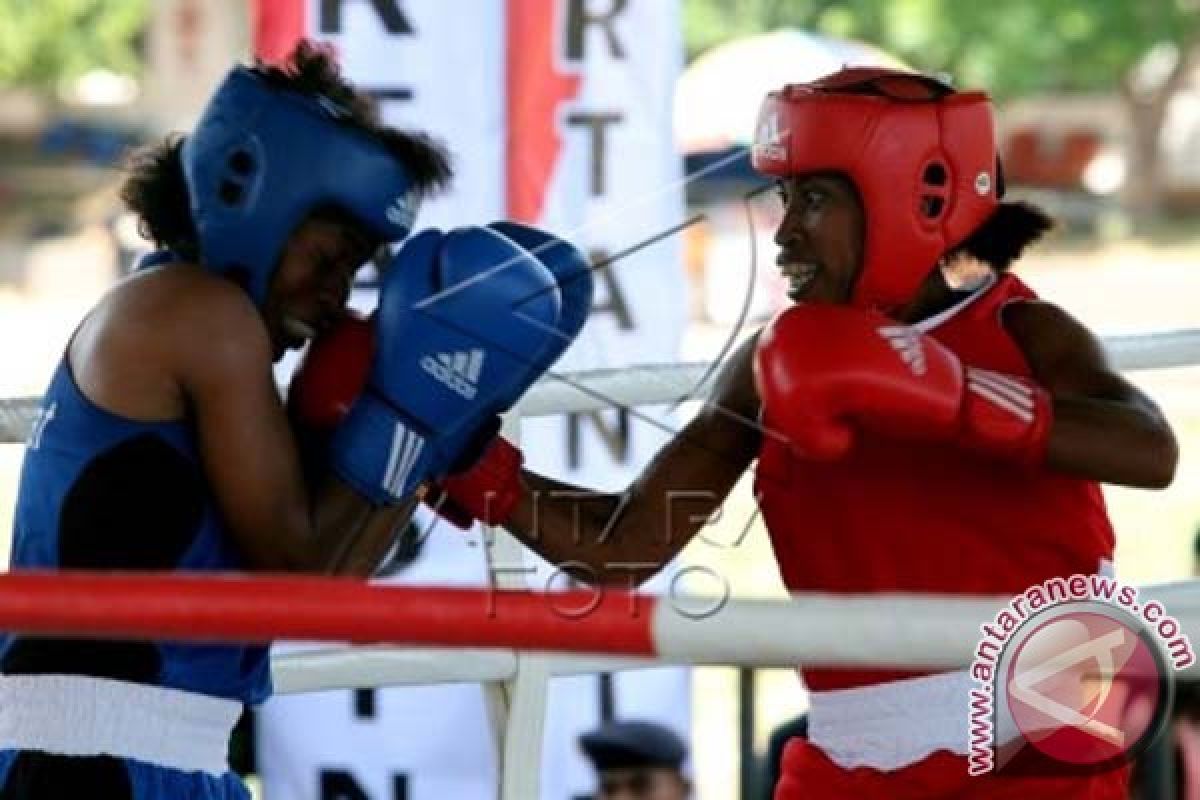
[674,29,907,154]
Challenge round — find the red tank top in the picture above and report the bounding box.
[754,275,1115,690]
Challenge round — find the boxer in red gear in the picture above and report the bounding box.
[437,67,1177,798]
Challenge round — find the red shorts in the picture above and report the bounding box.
[773,739,1129,800]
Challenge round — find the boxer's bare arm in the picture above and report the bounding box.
[1004,300,1178,488]
[504,334,763,585]
[88,270,407,575]
[329,496,420,576]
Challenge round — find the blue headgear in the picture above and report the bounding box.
[182,67,419,307]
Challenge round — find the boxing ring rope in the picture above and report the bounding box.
[270,647,658,695]
[0,572,1197,675]
[1,325,1200,798]
[2,327,1200,437]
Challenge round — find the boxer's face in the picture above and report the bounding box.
[773,173,864,305]
[264,216,376,360]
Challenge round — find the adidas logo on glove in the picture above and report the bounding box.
[421,349,486,399]
[384,420,426,498]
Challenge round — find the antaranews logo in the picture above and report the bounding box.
[967,575,1194,777]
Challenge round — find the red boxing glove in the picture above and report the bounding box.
[287,313,373,485]
[430,436,524,528]
[754,305,1052,465]
[287,312,372,430]
[958,364,1053,465]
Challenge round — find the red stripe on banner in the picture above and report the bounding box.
[0,571,659,656]
[506,0,582,221]
[254,0,306,63]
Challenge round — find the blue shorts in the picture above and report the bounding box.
[0,750,249,799]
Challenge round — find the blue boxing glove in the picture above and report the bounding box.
[426,223,594,527]
[331,226,561,505]
[488,221,594,371]
[436,222,594,451]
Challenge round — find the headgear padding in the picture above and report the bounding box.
[751,67,999,312]
[183,67,420,307]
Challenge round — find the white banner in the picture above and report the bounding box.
[300,0,507,227]
[255,2,689,798]
[514,0,688,487]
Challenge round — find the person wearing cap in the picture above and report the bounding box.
[0,41,589,799]
[426,66,1178,798]
[580,720,691,800]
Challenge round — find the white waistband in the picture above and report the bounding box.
[0,675,241,775]
[808,670,974,771]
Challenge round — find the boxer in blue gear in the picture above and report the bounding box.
[0,42,576,800]
[0,383,264,799]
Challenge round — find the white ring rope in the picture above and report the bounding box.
[2,327,1199,443]
[516,326,1200,417]
[271,646,663,695]
[267,582,1200,694]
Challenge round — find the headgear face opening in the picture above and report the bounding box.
[751,66,1000,312]
[182,67,420,307]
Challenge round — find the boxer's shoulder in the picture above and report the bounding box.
[687,328,763,460]
[124,262,257,320]
[71,263,269,421]
[710,329,761,412]
[108,266,263,363]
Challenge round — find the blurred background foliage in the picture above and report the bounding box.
[683,0,1200,96]
[1,0,1195,98]
[0,0,1198,244]
[683,0,1200,218]
[0,0,148,92]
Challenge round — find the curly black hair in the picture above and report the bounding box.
[119,41,453,257]
[950,201,1055,273]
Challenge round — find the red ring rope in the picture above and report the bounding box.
[0,571,659,655]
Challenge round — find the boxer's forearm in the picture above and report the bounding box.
[328,495,420,578]
[1045,394,1178,488]
[504,470,677,586]
[1003,299,1177,488]
[289,477,417,576]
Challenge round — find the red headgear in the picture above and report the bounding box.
[751,67,1000,312]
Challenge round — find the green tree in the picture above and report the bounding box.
[684,0,884,62]
[905,0,1200,220]
[684,0,1200,219]
[0,0,149,92]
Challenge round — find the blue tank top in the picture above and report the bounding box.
[2,358,272,705]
